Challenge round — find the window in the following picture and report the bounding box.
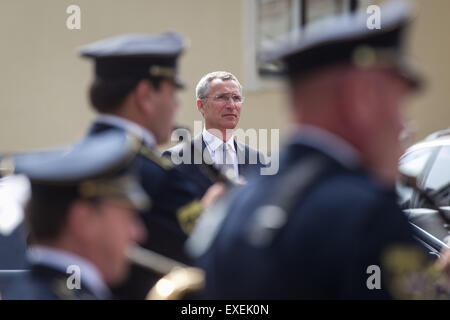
[244,0,375,91]
[397,148,434,208]
[399,148,434,179]
[424,147,450,194]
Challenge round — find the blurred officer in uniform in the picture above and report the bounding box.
[1,131,149,299]
[192,1,449,299]
[163,71,266,197]
[79,33,224,298]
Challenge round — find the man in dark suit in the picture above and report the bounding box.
[163,71,267,197]
[1,131,149,300]
[191,1,450,299]
[78,33,224,298]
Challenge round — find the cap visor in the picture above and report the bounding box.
[174,76,185,89]
[394,60,424,92]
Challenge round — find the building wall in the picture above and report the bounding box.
[0,0,448,153]
[408,0,450,141]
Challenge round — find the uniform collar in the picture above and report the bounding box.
[94,114,157,148]
[202,128,236,152]
[27,245,112,300]
[289,124,361,170]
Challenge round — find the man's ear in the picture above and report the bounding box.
[197,99,205,117]
[135,79,155,115]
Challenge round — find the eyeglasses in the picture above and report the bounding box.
[203,93,245,105]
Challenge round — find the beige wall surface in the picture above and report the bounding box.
[408,0,450,141]
[0,0,448,154]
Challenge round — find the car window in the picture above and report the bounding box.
[399,148,433,178]
[398,148,434,208]
[424,146,450,192]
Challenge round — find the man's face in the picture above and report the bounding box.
[149,80,180,144]
[91,199,147,286]
[365,69,411,184]
[377,71,410,143]
[198,79,242,132]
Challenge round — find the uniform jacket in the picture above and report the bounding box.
[88,122,202,263]
[87,122,205,299]
[2,264,98,300]
[197,140,426,299]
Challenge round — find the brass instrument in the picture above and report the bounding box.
[126,245,205,300]
[146,267,205,300]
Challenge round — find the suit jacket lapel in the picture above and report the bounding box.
[235,139,247,173]
[189,133,221,186]
[192,133,214,166]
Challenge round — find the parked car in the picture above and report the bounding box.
[397,129,450,256]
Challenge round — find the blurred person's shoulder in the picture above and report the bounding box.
[2,267,96,300]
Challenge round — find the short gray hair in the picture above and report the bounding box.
[195,71,242,100]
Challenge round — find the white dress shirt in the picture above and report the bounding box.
[202,128,239,178]
[28,245,112,300]
[94,114,157,148]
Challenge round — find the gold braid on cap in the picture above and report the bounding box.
[352,45,399,69]
[149,65,176,78]
[78,177,130,199]
[78,175,150,211]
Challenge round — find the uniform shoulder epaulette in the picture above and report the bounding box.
[52,277,97,300]
[131,136,173,171]
[52,277,78,300]
[177,200,203,235]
